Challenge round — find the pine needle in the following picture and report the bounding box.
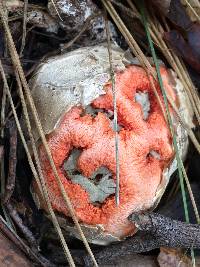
[139,1,190,222]
[49,0,63,21]
[139,2,198,264]
[139,0,200,223]
[104,11,120,206]
[0,3,97,266]
[0,60,76,267]
[184,0,200,23]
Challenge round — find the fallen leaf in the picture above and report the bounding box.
[164,29,200,73]
[158,247,192,267]
[167,0,191,30]
[187,23,200,55]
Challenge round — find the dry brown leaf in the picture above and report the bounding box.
[164,24,200,73]
[158,247,192,267]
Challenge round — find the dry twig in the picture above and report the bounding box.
[20,0,28,56]
[6,202,38,248]
[104,11,120,205]
[3,120,17,204]
[84,213,200,266]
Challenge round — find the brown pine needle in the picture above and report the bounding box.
[0,3,98,266]
[0,60,76,267]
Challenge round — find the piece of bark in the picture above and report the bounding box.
[83,213,200,266]
[0,230,32,267]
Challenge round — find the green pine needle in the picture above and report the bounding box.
[139,2,198,263]
[139,1,189,222]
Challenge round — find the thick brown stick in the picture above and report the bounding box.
[130,213,200,248]
[83,213,200,266]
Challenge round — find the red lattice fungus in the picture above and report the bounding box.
[37,65,176,239]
